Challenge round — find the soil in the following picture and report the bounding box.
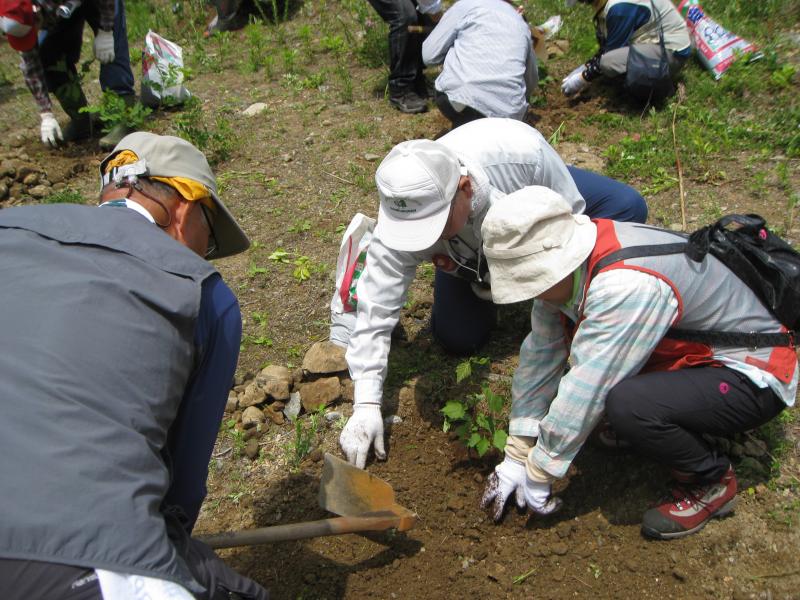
[0,3,798,599]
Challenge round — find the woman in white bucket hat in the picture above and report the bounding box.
[480,187,795,540]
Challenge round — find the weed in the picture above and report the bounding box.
[320,34,346,55]
[244,23,270,73]
[292,256,327,282]
[173,98,236,165]
[41,188,85,204]
[248,263,268,277]
[513,567,536,585]
[335,62,354,103]
[282,49,298,74]
[268,248,291,263]
[288,219,311,233]
[286,408,323,468]
[79,90,151,134]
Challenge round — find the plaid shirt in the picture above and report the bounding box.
[511,264,797,481]
[14,0,115,113]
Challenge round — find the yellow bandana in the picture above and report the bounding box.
[105,150,216,213]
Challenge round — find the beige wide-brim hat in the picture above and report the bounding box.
[100,132,250,260]
[481,186,597,304]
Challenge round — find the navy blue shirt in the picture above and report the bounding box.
[164,273,242,529]
[603,3,691,57]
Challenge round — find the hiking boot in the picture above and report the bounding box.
[641,466,738,540]
[389,90,428,114]
[62,115,94,142]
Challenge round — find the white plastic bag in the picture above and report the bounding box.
[329,213,375,347]
[677,1,760,80]
[141,30,192,107]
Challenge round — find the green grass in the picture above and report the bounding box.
[41,189,85,204]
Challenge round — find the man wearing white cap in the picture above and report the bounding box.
[0,133,267,598]
[337,117,647,469]
[479,188,795,539]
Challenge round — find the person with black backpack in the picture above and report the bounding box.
[478,188,796,540]
[561,0,691,102]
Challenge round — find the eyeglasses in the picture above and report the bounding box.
[200,203,218,259]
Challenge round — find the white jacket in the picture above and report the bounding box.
[346,119,585,407]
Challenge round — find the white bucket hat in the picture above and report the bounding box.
[481,186,597,304]
[374,139,464,252]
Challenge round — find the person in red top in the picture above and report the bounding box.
[0,0,136,149]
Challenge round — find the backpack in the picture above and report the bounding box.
[591,214,800,347]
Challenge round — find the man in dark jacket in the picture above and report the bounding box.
[0,133,267,599]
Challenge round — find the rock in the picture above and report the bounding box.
[556,521,575,539]
[27,185,49,199]
[363,153,381,161]
[325,410,343,422]
[446,496,464,511]
[256,365,292,401]
[0,182,8,200]
[241,405,266,428]
[16,165,35,181]
[307,448,323,462]
[244,438,260,459]
[243,426,262,441]
[0,163,15,178]
[234,371,253,387]
[22,173,39,186]
[302,341,347,374]
[487,562,506,582]
[669,223,684,231]
[284,391,302,422]
[473,473,484,484]
[672,568,688,582]
[738,456,769,478]
[242,102,268,116]
[263,403,285,425]
[398,385,416,406]
[551,542,569,556]
[340,378,354,403]
[384,414,402,425]
[299,377,341,412]
[239,382,267,408]
[743,438,768,458]
[225,392,238,413]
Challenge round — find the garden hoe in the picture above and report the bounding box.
[199,453,417,549]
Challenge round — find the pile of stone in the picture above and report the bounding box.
[226,341,353,457]
[0,156,79,204]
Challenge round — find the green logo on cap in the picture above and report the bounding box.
[395,199,407,208]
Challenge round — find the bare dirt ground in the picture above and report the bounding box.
[0,4,798,599]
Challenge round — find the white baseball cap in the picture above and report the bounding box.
[482,186,597,304]
[374,139,464,252]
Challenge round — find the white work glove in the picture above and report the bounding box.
[339,402,386,469]
[480,456,563,522]
[40,112,63,146]
[561,67,590,97]
[94,29,115,64]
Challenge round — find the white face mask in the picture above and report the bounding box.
[0,16,31,37]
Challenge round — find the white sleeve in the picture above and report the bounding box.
[345,236,422,406]
[422,3,464,65]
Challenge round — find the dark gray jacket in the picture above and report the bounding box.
[0,204,216,591]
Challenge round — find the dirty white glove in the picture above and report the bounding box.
[481,456,562,522]
[561,67,590,96]
[40,112,62,146]
[94,29,115,64]
[339,402,386,469]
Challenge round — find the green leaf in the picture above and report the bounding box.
[475,413,490,431]
[441,401,466,420]
[475,437,490,457]
[486,388,505,414]
[467,432,481,448]
[455,360,472,383]
[493,429,508,452]
[454,423,469,439]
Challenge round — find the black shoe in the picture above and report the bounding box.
[389,90,428,114]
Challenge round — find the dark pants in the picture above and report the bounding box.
[434,91,486,128]
[606,367,785,482]
[0,538,269,600]
[430,168,648,354]
[366,0,425,93]
[39,0,135,109]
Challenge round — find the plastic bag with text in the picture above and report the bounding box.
[141,30,192,107]
[329,213,375,347]
[677,0,761,80]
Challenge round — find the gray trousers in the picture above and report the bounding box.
[599,44,688,78]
